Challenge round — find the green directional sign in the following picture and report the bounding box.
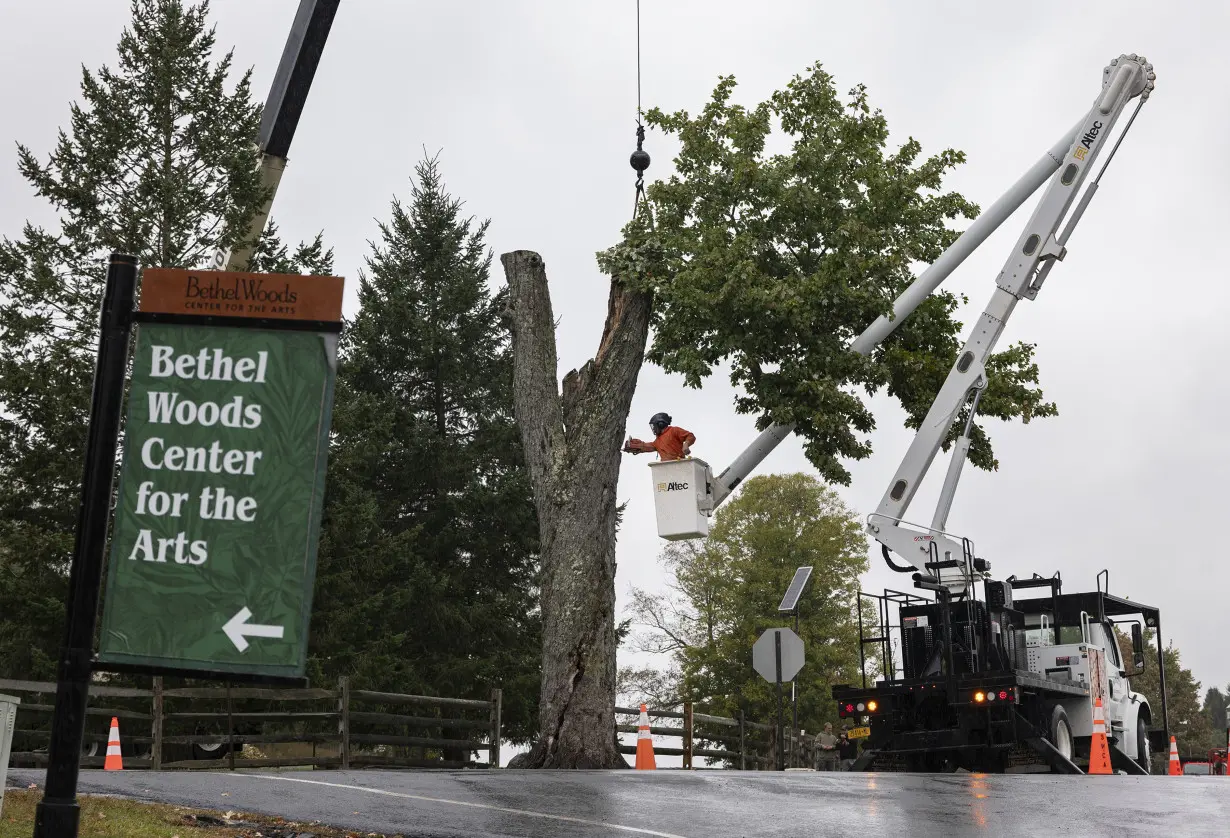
[97,320,337,679]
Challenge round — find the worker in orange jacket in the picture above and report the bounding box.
[623,412,695,461]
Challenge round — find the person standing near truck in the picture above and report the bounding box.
[838,727,858,770]
[622,412,695,461]
[817,722,839,771]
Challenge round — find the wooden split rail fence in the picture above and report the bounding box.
[615,704,793,769]
[3,675,827,772]
[0,677,501,771]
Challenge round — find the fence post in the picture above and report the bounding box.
[683,702,693,770]
[489,688,502,768]
[151,677,163,771]
[225,682,236,771]
[338,676,351,770]
[738,710,746,771]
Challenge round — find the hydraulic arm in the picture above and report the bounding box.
[713,57,1151,509]
[708,56,1154,554]
[868,54,1154,592]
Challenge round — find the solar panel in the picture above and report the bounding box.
[777,566,813,612]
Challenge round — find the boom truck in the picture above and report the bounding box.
[647,54,1168,774]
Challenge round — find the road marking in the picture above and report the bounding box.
[248,774,693,838]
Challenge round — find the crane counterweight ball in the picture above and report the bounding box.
[630,148,651,174]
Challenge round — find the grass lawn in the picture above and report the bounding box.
[1,788,395,838]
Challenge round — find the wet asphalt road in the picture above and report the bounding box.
[8,767,1229,838]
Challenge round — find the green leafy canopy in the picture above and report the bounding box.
[599,62,1057,484]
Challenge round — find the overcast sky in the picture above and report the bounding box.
[3,0,1227,724]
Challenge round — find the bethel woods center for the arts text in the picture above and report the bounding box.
[123,342,272,566]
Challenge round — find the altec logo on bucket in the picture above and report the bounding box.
[657,481,690,492]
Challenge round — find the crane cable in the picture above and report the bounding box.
[629,0,652,226]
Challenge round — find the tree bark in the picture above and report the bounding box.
[500,250,653,768]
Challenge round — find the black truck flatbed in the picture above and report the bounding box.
[835,669,1090,702]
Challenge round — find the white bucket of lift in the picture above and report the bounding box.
[649,457,713,540]
[0,692,19,818]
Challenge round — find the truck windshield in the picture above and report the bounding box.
[1056,626,1084,645]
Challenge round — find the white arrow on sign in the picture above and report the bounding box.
[223,607,285,652]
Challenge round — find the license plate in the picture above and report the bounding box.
[848,726,871,739]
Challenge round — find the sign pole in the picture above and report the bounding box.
[791,608,800,768]
[775,630,784,772]
[776,566,811,770]
[34,254,139,838]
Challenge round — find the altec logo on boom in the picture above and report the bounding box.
[1081,121,1104,149]
[1074,121,1104,161]
[657,481,690,492]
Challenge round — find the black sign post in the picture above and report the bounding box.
[775,630,784,772]
[34,254,139,838]
[752,626,803,772]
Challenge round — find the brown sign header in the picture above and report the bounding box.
[139,268,345,322]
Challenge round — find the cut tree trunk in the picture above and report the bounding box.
[500,249,653,769]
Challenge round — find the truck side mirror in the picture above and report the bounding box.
[1131,623,1146,674]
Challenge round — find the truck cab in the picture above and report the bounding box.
[1013,577,1160,772]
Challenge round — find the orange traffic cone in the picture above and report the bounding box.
[104,717,123,771]
[1167,736,1181,776]
[634,703,656,770]
[1087,695,1112,775]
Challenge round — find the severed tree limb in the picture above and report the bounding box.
[502,250,567,530]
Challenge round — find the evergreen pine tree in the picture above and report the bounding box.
[0,0,332,678]
[309,152,541,744]
[1204,687,1227,742]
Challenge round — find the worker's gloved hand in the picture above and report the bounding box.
[681,444,691,457]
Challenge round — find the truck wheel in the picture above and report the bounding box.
[1136,718,1152,774]
[193,740,231,760]
[1048,705,1074,762]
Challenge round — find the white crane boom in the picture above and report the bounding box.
[706,54,1154,534]
[709,124,1083,507]
[868,54,1154,593]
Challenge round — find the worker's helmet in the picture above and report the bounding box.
[649,412,671,435]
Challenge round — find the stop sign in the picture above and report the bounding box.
[752,627,805,683]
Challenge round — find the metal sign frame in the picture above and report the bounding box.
[93,268,343,686]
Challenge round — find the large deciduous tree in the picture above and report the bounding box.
[309,154,542,745]
[0,0,329,679]
[623,473,871,763]
[501,62,1055,767]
